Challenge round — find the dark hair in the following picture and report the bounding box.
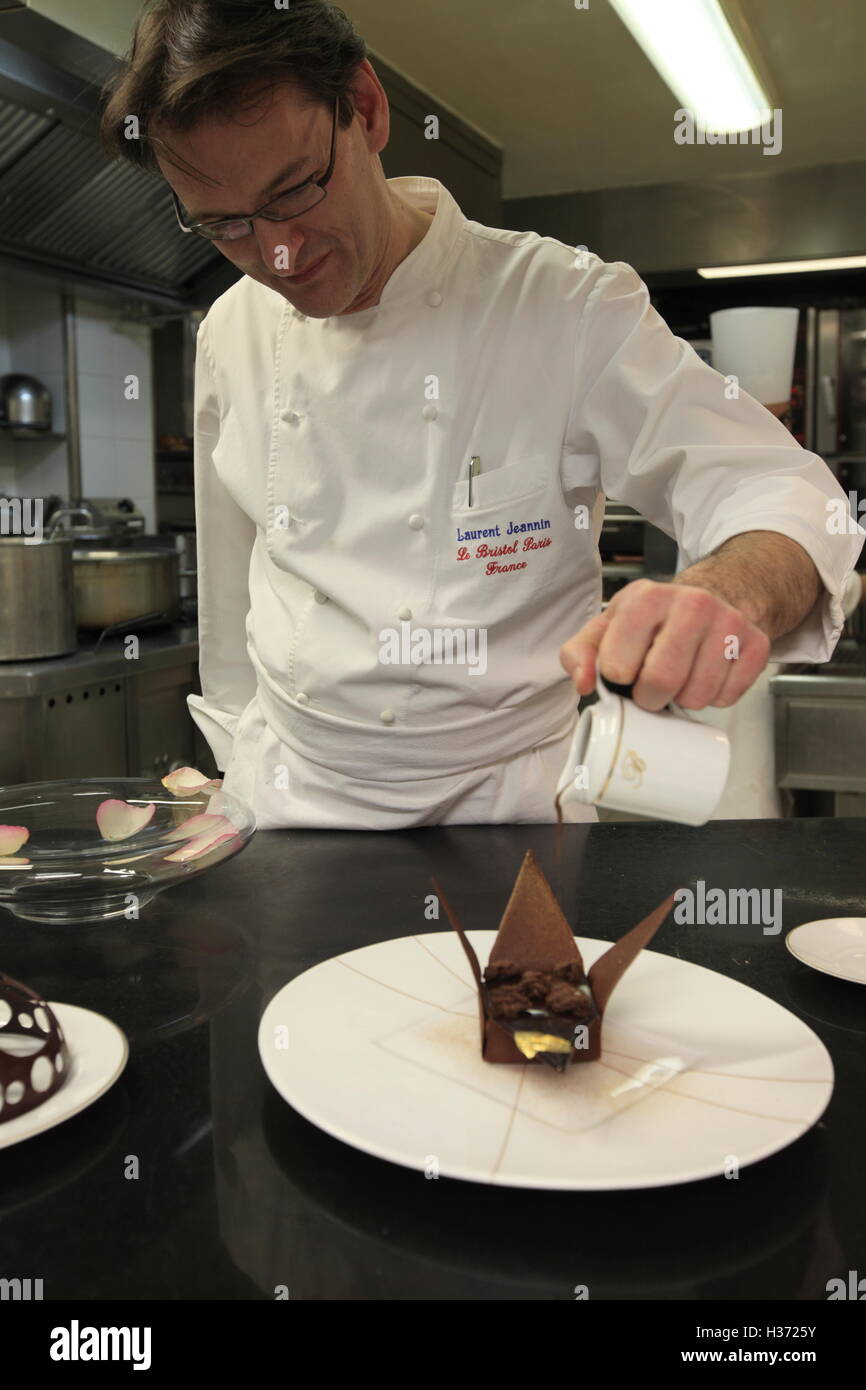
[99,0,367,178]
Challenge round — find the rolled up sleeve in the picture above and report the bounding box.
[566,261,865,662]
[186,316,258,771]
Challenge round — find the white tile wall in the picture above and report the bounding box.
[12,440,69,499]
[77,435,119,494]
[77,371,116,434]
[0,283,155,530]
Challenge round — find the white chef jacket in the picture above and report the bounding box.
[187,175,863,829]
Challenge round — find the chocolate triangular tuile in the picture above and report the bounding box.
[431,877,482,989]
[588,891,677,1015]
[490,849,586,975]
[432,875,489,1054]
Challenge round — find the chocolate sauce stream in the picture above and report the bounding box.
[554,789,565,903]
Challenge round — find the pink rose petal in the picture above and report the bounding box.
[161,767,222,796]
[163,830,237,863]
[96,799,156,841]
[0,825,29,856]
[161,813,234,843]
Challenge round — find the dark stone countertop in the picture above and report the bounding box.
[0,816,863,1300]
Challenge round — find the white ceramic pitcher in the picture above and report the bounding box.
[557,673,731,826]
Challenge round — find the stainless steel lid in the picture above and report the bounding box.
[0,373,52,430]
[72,548,177,563]
[0,535,71,547]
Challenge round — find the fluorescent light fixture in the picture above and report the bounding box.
[698,256,866,278]
[609,0,772,133]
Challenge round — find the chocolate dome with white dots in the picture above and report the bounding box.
[0,972,70,1123]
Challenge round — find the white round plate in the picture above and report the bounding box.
[0,1003,129,1150]
[786,918,866,985]
[258,931,833,1190]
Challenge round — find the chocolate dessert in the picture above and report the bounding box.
[0,972,70,1123]
[433,850,676,1070]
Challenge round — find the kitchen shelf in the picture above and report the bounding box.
[5,431,67,442]
[601,562,644,577]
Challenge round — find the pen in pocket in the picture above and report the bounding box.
[467,456,481,507]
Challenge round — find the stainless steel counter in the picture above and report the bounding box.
[770,638,866,699]
[0,624,199,698]
[0,624,212,785]
[772,668,866,698]
[771,640,866,806]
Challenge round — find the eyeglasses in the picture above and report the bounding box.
[171,95,340,241]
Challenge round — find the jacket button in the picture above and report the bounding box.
[422,403,438,421]
[280,408,301,424]
[427,290,442,307]
[380,709,396,725]
[408,514,425,530]
[313,590,329,604]
[397,606,412,620]
[296,691,310,706]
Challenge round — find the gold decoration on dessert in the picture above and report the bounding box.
[513,1031,573,1060]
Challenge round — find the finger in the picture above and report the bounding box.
[674,616,752,708]
[628,592,721,710]
[560,610,611,694]
[631,633,703,710]
[710,628,771,707]
[594,579,674,686]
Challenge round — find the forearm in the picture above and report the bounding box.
[672,530,822,641]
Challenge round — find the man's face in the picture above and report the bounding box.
[155,77,383,316]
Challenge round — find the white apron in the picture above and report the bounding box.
[221,693,590,829]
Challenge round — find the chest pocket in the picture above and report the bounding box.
[441,459,564,623]
[450,459,549,512]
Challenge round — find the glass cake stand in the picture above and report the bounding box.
[0,778,255,925]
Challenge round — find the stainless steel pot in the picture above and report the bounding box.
[176,531,197,601]
[72,548,180,630]
[0,537,78,660]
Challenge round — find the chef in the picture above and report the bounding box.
[101,5,863,829]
